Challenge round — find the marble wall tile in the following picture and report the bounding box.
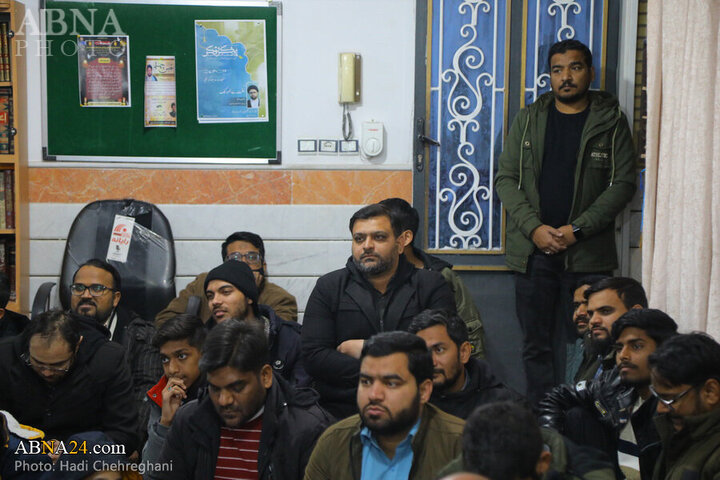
[291,170,412,204]
[29,168,292,204]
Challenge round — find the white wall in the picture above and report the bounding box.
[29,203,363,320]
[21,0,417,169]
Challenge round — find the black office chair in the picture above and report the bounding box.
[32,199,176,320]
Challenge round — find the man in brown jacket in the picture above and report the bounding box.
[156,231,297,325]
[304,331,464,480]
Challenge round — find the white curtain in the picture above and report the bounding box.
[643,0,720,337]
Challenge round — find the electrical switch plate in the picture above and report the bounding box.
[297,139,317,153]
[319,139,338,154]
[339,140,359,154]
[361,121,384,157]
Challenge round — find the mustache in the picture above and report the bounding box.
[561,81,577,88]
[618,362,637,370]
[363,401,389,414]
[78,299,96,306]
[433,368,445,376]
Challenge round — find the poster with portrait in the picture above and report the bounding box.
[144,56,177,127]
[77,35,130,107]
[194,19,269,123]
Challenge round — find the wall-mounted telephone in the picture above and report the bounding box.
[338,53,361,104]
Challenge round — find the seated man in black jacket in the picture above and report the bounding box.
[539,309,678,480]
[302,203,456,418]
[155,320,332,480]
[408,309,520,419]
[0,309,138,454]
[204,259,308,386]
[70,259,161,452]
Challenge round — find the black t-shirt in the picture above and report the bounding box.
[539,102,590,228]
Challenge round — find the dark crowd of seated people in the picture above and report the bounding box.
[1,202,720,480]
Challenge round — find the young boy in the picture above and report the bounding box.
[142,314,206,464]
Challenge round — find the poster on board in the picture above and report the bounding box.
[194,20,269,123]
[144,56,177,127]
[78,35,131,107]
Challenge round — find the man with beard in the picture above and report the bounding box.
[576,277,647,382]
[304,331,464,480]
[408,309,519,419]
[0,309,138,453]
[649,333,720,480]
[302,204,455,418]
[495,39,636,407]
[565,275,608,384]
[70,259,161,451]
[154,320,332,480]
[539,309,678,480]
[203,259,308,386]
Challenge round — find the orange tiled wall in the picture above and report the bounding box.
[29,168,412,205]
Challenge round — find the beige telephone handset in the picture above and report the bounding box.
[338,53,361,104]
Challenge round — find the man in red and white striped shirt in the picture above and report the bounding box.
[154,320,333,480]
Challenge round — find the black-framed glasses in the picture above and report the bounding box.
[225,251,263,266]
[69,283,114,297]
[21,352,74,373]
[649,384,694,411]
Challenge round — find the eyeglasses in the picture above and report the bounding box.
[21,352,74,373]
[69,283,114,297]
[225,251,263,266]
[649,384,694,411]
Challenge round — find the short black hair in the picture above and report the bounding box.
[649,333,720,387]
[584,276,648,309]
[23,309,81,349]
[349,204,402,237]
[199,319,269,374]
[0,271,10,309]
[247,85,258,93]
[361,331,433,385]
[611,308,678,345]
[407,309,469,348]
[547,39,593,70]
[573,274,610,292]
[73,258,122,292]
[463,402,543,479]
[378,198,419,243]
[221,231,265,261]
[152,313,207,350]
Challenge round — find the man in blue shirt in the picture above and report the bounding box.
[304,331,464,480]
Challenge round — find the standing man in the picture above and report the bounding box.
[304,331,464,480]
[495,39,637,405]
[154,320,332,480]
[302,204,455,418]
[649,333,720,480]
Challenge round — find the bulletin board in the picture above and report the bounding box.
[42,0,280,164]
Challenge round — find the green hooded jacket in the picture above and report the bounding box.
[495,91,637,273]
[652,407,720,480]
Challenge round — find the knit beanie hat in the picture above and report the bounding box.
[204,260,259,306]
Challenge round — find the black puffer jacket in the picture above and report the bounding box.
[429,357,523,419]
[0,313,139,452]
[153,373,333,480]
[539,366,661,480]
[302,255,455,418]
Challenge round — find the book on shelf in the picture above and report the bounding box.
[4,169,13,229]
[0,237,14,302]
[0,171,5,230]
[0,22,9,83]
[0,87,10,155]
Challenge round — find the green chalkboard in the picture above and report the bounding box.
[44,1,279,163]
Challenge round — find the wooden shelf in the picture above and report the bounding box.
[0,81,10,88]
[0,228,15,234]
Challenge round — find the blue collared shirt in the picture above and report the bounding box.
[360,419,420,480]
